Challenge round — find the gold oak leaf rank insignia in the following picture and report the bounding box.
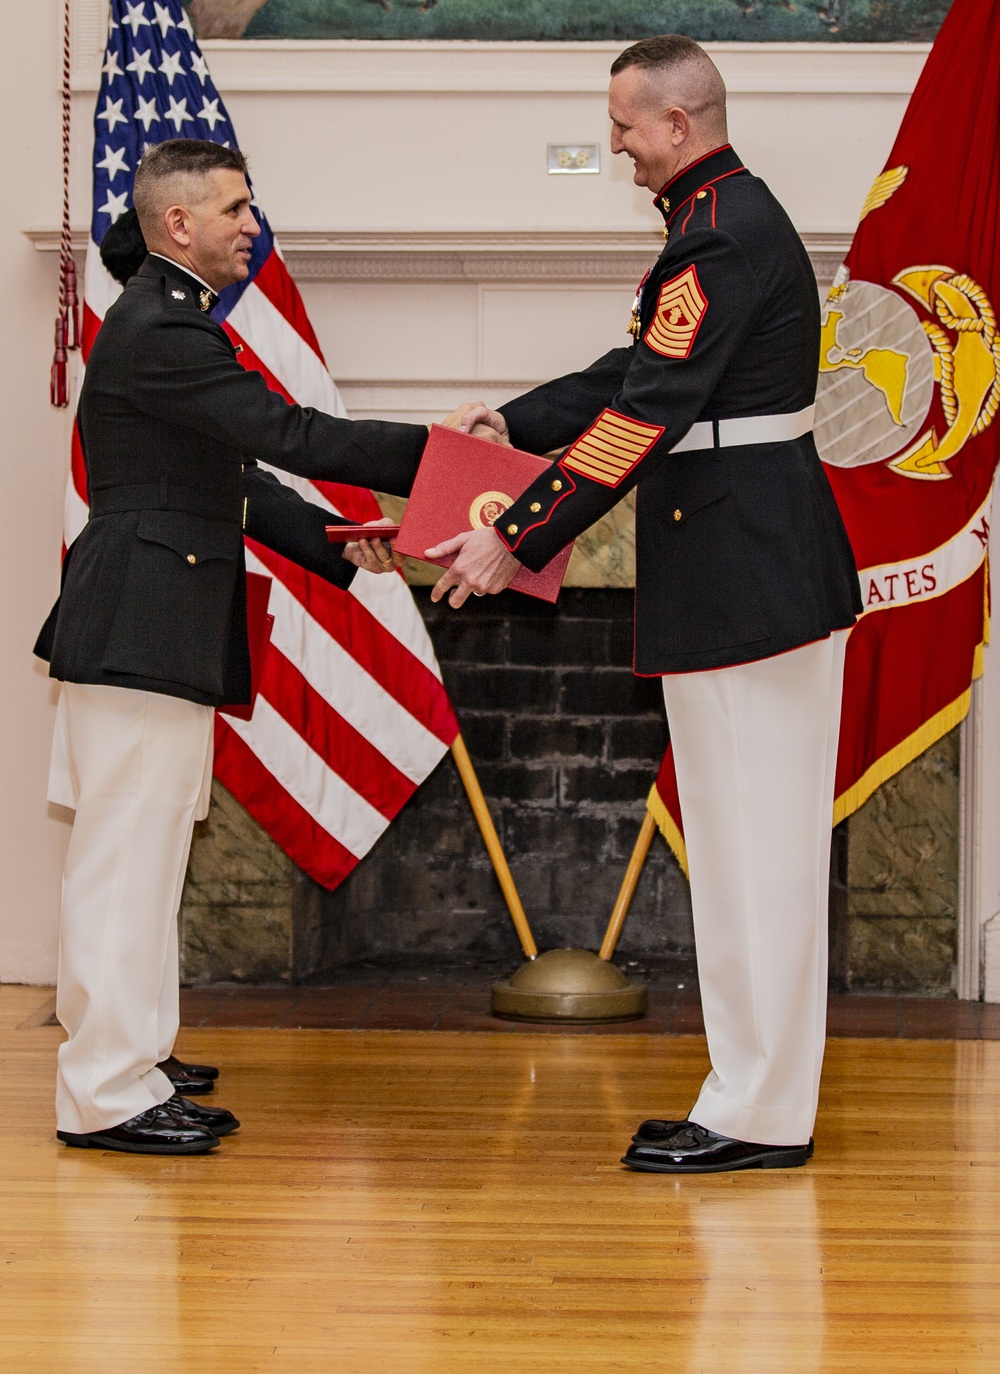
[644,265,708,360]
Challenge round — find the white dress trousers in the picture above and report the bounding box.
[49,682,214,1135]
[660,629,848,1147]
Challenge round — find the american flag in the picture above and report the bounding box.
[72,0,458,887]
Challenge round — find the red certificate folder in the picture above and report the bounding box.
[395,425,574,603]
[219,571,274,722]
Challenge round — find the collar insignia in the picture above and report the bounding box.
[199,289,214,312]
[171,290,185,300]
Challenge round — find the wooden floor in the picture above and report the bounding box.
[2,984,999,1373]
[22,976,1000,1038]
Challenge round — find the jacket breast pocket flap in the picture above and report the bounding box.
[136,509,239,565]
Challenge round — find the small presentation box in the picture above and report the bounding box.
[325,524,402,543]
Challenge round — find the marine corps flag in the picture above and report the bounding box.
[648,0,1000,869]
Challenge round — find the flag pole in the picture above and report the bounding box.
[598,812,657,961]
[450,735,538,959]
[450,735,646,1020]
[483,781,649,1024]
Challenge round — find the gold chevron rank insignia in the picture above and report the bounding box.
[644,266,708,359]
[562,409,665,487]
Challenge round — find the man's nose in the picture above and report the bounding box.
[609,127,623,154]
[243,214,261,238]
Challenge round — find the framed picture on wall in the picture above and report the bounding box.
[185,0,952,44]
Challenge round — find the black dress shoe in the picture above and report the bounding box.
[164,1055,219,1081]
[57,1104,219,1155]
[169,1094,240,1137]
[157,1055,217,1096]
[622,1121,814,1174]
[175,1055,218,1077]
[631,1117,686,1144]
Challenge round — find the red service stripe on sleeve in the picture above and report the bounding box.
[562,410,665,487]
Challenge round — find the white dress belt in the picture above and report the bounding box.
[668,404,815,454]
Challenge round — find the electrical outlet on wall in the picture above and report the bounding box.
[547,144,601,175]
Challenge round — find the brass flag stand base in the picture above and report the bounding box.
[492,811,658,1025]
[450,739,657,1023]
[491,947,648,1023]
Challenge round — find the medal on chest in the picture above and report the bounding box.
[627,268,652,340]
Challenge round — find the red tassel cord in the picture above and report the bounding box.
[51,0,78,407]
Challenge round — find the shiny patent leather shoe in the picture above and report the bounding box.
[157,1055,217,1096]
[157,1055,218,1077]
[631,1118,686,1144]
[164,1055,219,1081]
[169,1094,240,1137]
[57,1103,219,1155]
[622,1121,814,1174]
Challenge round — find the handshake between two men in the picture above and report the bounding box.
[40,31,865,1174]
[353,400,521,609]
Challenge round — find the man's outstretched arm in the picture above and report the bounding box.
[242,464,401,587]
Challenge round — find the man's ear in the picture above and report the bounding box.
[666,106,690,146]
[163,204,192,248]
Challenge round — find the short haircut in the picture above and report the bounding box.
[133,139,249,236]
[610,34,727,137]
[610,34,712,78]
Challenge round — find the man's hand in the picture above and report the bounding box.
[342,517,404,574]
[427,527,521,607]
[440,402,511,446]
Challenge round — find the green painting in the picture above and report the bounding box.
[186,0,951,43]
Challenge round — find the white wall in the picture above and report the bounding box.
[3,8,926,981]
[0,2,75,980]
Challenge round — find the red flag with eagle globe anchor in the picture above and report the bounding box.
[648,0,1000,869]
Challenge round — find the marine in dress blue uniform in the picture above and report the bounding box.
[435,38,861,1172]
[495,141,860,672]
[35,141,427,1155]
